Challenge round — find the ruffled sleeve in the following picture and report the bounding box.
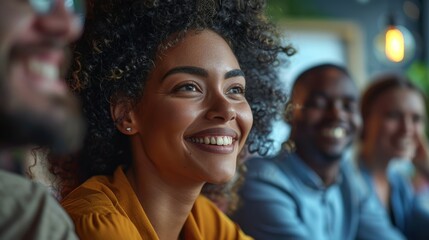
[69,212,142,240]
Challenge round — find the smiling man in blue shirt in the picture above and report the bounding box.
[233,63,405,240]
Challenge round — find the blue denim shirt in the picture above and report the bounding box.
[360,163,429,240]
[233,151,405,240]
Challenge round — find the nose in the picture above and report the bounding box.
[327,100,347,121]
[399,116,414,136]
[34,0,83,42]
[205,93,237,122]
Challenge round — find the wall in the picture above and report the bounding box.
[268,0,426,78]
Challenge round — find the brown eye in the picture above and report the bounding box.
[173,82,201,93]
[343,100,358,112]
[306,97,327,109]
[412,114,422,124]
[226,85,245,95]
[386,111,401,119]
[177,84,197,92]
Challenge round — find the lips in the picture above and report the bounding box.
[9,44,67,96]
[29,58,59,82]
[321,126,347,139]
[185,128,239,154]
[392,138,414,149]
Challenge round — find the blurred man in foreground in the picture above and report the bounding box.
[0,0,86,239]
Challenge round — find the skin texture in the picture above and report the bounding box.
[290,66,361,185]
[0,0,84,153]
[113,30,253,239]
[362,88,425,164]
[125,30,252,186]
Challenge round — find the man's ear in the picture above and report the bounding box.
[283,101,294,124]
[110,99,138,135]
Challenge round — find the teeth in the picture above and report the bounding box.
[216,136,223,145]
[29,59,59,81]
[322,127,346,139]
[397,139,412,147]
[189,136,233,146]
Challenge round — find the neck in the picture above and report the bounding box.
[0,147,29,175]
[372,170,390,208]
[127,146,202,240]
[360,149,389,172]
[296,148,340,186]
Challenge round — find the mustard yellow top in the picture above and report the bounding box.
[61,166,252,240]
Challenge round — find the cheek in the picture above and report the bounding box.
[380,119,400,137]
[0,8,34,47]
[237,103,253,140]
[146,100,199,133]
[237,103,253,131]
[415,123,425,135]
[351,114,362,132]
[303,109,324,126]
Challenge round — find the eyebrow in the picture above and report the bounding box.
[311,92,358,100]
[225,69,245,79]
[161,66,208,81]
[161,66,245,81]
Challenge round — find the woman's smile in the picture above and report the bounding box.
[185,127,238,154]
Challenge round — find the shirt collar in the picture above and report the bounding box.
[280,151,342,190]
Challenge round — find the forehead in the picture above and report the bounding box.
[374,88,426,114]
[295,68,357,99]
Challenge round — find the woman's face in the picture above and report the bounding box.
[131,30,253,185]
[363,88,426,160]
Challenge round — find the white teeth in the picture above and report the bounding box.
[216,136,224,145]
[29,59,59,81]
[322,127,346,139]
[397,139,411,147]
[189,136,233,146]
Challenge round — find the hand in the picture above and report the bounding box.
[412,133,429,181]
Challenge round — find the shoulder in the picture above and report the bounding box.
[61,175,119,215]
[340,159,371,198]
[242,153,296,198]
[0,170,77,240]
[69,211,140,240]
[61,177,141,240]
[191,196,252,240]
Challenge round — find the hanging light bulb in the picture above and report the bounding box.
[374,13,416,65]
[385,25,405,62]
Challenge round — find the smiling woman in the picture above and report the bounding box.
[46,0,293,239]
[359,73,429,239]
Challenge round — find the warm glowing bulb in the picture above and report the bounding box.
[385,27,405,62]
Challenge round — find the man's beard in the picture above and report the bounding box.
[0,41,85,154]
[318,139,353,164]
[0,92,85,154]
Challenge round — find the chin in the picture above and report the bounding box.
[392,151,414,160]
[205,168,236,185]
[320,150,344,163]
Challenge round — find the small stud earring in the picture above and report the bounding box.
[126,127,132,132]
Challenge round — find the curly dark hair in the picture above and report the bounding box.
[48,0,295,197]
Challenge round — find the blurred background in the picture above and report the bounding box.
[268,0,429,153]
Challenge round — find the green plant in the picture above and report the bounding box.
[407,61,429,137]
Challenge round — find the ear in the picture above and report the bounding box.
[110,99,138,135]
[283,101,294,123]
